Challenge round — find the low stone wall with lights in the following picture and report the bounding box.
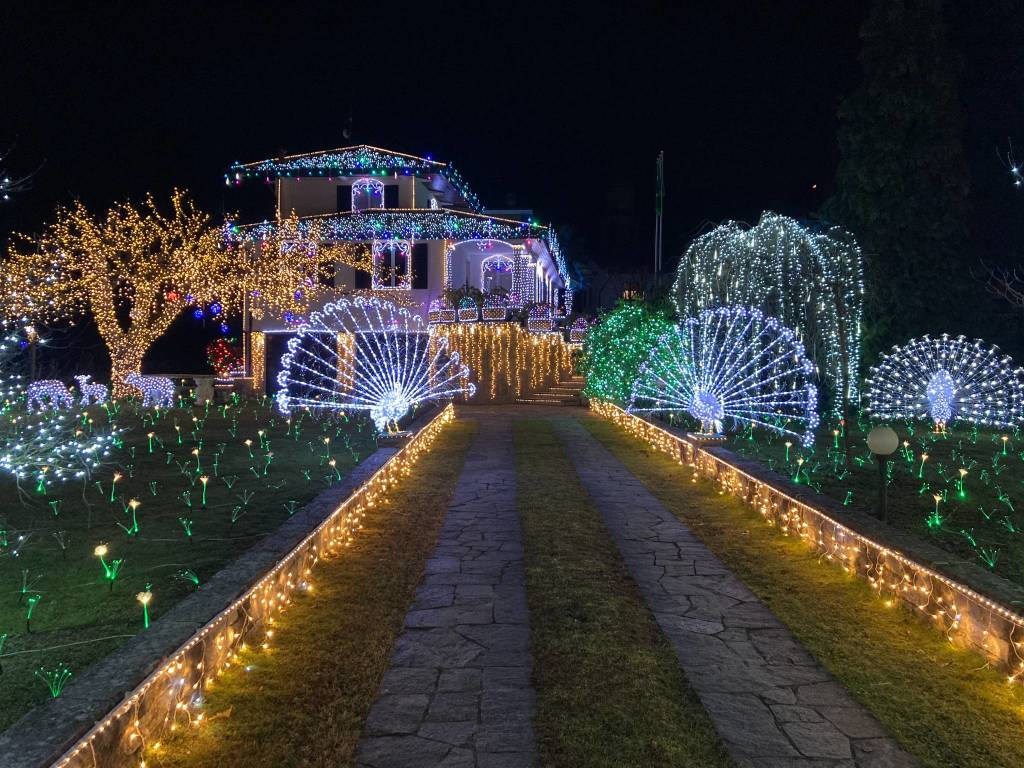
[592,401,1024,683]
[0,404,456,768]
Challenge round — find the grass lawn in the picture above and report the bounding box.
[513,419,733,768]
[583,416,1024,768]
[0,397,377,730]
[726,417,1024,585]
[149,418,477,768]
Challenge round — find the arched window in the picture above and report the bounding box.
[372,239,412,289]
[352,178,385,212]
[481,255,514,294]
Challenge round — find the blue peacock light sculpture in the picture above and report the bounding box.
[865,334,1024,429]
[630,306,819,446]
[275,297,476,431]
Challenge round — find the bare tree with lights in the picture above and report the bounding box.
[2,190,236,396]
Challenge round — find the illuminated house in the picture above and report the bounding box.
[225,145,572,393]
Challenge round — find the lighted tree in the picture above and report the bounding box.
[583,300,673,404]
[673,212,863,419]
[224,213,373,323]
[2,191,235,396]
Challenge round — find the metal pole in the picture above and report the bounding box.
[877,453,887,523]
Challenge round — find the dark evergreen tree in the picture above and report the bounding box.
[824,0,972,363]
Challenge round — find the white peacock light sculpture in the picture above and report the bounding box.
[630,306,819,446]
[275,296,476,431]
[865,334,1024,429]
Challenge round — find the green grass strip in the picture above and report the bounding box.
[513,419,733,768]
[153,419,478,768]
[582,416,1024,768]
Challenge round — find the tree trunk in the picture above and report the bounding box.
[108,339,146,400]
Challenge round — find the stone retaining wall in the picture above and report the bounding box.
[0,404,455,768]
[592,401,1024,684]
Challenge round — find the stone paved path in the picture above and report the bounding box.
[553,418,916,768]
[356,415,535,768]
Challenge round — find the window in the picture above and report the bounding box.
[412,243,429,289]
[351,178,385,212]
[372,239,412,289]
[481,255,514,294]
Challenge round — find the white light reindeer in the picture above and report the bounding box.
[124,372,175,408]
[26,380,74,411]
[74,375,109,407]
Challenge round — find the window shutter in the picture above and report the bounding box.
[384,185,399,209]
[354,267,371,289]
[412,243,429,289]
[336,185,352,212]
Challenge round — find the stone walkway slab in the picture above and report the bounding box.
[554,418,916,768]
[356,415,535,768]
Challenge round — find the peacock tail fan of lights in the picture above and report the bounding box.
[865,334,1024,430]
[275,296,476,432]
[629,306,819,447]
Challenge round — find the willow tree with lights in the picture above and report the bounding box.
[1,191,241,396]
[673,212,864,423]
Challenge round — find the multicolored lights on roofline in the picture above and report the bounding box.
[225,144,483,212]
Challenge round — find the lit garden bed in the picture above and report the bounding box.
[725,415,1024,587]
[0,397,377,731]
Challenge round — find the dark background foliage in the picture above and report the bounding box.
[1,1,1022,371]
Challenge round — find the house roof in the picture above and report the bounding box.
[226,144,482,211]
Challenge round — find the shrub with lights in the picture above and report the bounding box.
[630,306,819,446]
[582,301,674,404]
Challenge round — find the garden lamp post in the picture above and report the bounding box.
[867,426,899,523]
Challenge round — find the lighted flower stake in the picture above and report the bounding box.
[35,662,72,697]
[918,452,929,478]
[25,593,41,632]
[109,471,122,503]
[957,468,968,498]
[137,590,152,629]
[199,475,209,506]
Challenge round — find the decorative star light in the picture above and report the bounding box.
[630,306,819,446]
[865,334,1024,428]
[275,297,476,432]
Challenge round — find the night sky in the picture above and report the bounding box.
[1,2,1022,368]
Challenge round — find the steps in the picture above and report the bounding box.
[516,376,586,406]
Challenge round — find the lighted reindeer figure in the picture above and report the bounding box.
[26,380,75,411]
[74,375,109,407]
[124,372,175,408]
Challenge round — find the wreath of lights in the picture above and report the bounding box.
[206,338,244,378]
[124,373,176,408]
[673,212,863,413]
[275,297,476,432]
[865,334,1024,428]
[630,306,819,446]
